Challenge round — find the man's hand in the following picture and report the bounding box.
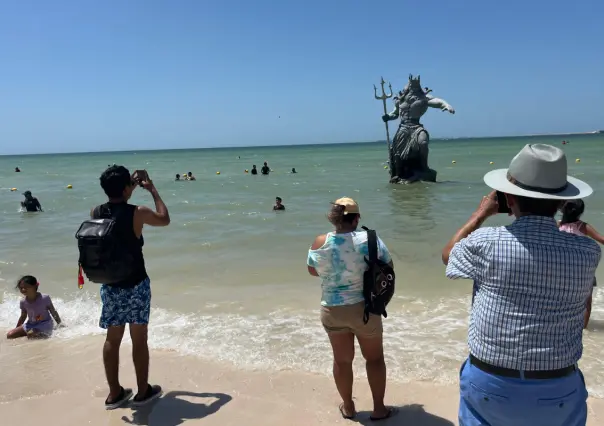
[475,191,499,220]
[140,174,155,192]
[442,191,498,265]
[137,172,170,227]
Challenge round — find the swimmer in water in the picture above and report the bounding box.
[175,174,181,181]
[291,168,297,174]
[261,162,270,175]
[273,197,285,211]
[15,167,21,172]
[21,191,43,212]
[251,165,258,175]
[187,172,196,181]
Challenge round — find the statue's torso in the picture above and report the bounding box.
[397,95,428,125]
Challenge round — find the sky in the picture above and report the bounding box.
[0,1,602,155]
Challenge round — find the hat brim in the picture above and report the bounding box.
[483,169,593,200]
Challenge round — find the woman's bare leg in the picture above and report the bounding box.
[327,331,356,417]
[357,334,388,419]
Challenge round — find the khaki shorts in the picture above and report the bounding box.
[320,302,383,338]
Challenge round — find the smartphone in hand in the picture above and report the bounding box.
[132,170,149,187]
[496,191,511,214]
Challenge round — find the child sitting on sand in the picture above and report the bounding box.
[6,275,63,339]
[558,200,604,329]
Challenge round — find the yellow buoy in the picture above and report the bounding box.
[245,169,249,173]
[384,165,388,169]
[216,171,220,175]
[66,184,73,189]
[489,161,494,165]
[452,160,456,164]
[576,158,581,163]
[11,188,17,192]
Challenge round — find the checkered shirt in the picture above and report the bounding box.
[446,215,601,370]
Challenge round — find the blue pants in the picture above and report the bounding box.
[459,358,588,426]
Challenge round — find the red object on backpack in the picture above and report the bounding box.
[78,266,84,289]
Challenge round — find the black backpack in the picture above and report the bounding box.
[361,226,395,324]
[75,205,135,285]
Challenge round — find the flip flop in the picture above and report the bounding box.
[131,384,163,407]
[104,387,133,410]
[369,407,397,421]
[339,403,356,420]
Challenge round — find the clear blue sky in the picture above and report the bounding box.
[0,1,602,155]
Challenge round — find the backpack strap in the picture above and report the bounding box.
[366,228,378,263]
[93,204,112,219]
[362,226,378,324]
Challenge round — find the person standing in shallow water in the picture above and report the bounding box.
[21,191,43,212]
[307,198,395,421]
[94,165,170,409]
[558,199,604,329]
[251,165,258,175]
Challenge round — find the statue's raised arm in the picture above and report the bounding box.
[427,97,455,114]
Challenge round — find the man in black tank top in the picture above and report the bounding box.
[95,165,170,409]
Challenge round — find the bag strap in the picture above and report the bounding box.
[363,227,378,263]
[93,204,112,219]
[361,226,379,325]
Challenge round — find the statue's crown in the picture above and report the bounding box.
[408,74,421,85]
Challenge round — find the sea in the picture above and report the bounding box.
[2,134,604,397]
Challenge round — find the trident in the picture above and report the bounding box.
[373,77,393,167]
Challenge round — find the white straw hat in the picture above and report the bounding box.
[483,144,592,200]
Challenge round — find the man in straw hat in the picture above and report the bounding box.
[442,144,600,426]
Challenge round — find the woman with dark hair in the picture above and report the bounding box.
[559,199,604,328]
[307,198,395,421]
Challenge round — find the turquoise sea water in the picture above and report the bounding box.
[1,134,604,395]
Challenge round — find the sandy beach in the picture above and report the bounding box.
[0,336,602,426]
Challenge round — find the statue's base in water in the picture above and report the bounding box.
[390,168,437,185]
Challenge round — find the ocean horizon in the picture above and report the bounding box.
[1,131,600,157]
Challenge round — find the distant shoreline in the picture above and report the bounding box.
[1,131,601,157]
[441,130,603,140]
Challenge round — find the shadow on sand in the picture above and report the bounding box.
[355,404,454,426]
[121,391,232,426]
